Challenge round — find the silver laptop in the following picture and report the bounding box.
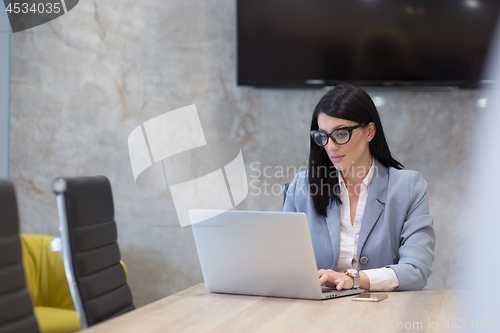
[189,209,364,300]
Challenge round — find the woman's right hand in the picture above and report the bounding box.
[318,269,354,290]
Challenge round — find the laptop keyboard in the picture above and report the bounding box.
[322,288,337,293]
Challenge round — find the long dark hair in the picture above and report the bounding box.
[308,84,403,217]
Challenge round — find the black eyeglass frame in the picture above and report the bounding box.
[310,122,369,146]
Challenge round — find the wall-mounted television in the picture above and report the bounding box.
[237,0,500,88]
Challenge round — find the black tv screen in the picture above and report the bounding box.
[237,0,500,88]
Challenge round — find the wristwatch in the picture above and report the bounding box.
[344,269,360,289]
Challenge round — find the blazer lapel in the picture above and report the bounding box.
[357,159,388,259]
[324,201,341,270]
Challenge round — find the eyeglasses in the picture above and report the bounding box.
[310,123,369,146]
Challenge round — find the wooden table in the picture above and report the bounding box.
[82,284,464,333]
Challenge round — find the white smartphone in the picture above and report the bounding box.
[352,293,388,302]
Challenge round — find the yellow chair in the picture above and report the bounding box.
[20,234,81,333]
[20,234,130,333]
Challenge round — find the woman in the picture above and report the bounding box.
[283,84,435,291]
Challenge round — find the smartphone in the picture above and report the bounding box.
[352,293,388,302]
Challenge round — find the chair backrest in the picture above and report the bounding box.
[283,183,290,206]
[51,176,135,329]
[0,180,40,333]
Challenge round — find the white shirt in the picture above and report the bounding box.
[336,160,400,291]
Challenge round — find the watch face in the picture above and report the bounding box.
[345,269,360,288]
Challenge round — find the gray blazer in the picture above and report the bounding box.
[283,159,435,291]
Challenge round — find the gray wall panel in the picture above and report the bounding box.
[0,7,10,179]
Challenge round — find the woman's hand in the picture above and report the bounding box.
[318,269,354,290]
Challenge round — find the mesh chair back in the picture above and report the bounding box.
[52,176,134,328]
[0,180,40,333]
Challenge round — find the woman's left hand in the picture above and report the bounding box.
[318,269,354,290]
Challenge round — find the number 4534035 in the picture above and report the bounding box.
[444,319,498,330]
[5,2,61,14]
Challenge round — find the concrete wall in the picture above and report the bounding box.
[10,1,484,307]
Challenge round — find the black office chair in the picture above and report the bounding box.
[51,176,135,329]
[283,183,290,206]
[0,180,40,333]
